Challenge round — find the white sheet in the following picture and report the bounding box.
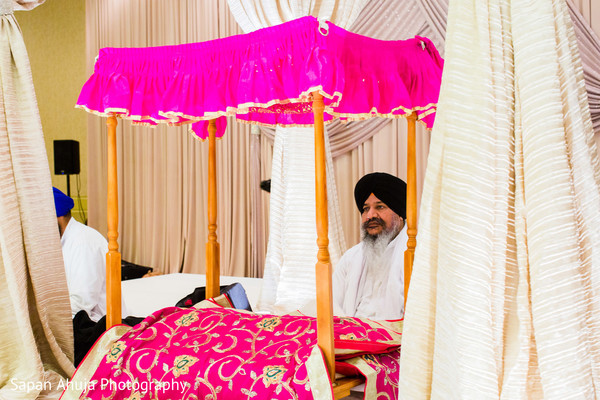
[122,273,263,317]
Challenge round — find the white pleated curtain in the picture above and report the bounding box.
[0,1,75,399]
[399,0,600,398]
[227,0,366,313]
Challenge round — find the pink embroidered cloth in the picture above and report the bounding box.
[71,306,402,399]
[76,16,443,139]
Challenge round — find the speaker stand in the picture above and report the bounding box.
[66,174,71,197]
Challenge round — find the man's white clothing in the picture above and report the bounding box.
[333,226,407,320]
[61,218,107,322]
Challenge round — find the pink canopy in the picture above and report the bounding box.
[76,16,443,139]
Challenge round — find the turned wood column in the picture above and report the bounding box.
[106,114,121,329]
[404,113,417,309]
[205,119,220,299]
[312,92,335,381]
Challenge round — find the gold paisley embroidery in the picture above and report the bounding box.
[173,355,199,377]
[125,391,141,400]
[106,341,127,363]
[339,333,359,340]
[362,353,382,368]
[175,312,199,327]
[262,365,287,386]
[256,317,281,332]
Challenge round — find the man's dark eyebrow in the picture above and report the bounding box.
[363,201,386,207]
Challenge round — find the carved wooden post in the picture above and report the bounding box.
[106,114,122,329]
[404,113,418,309]
[206,119,220,299]
[312,92,335,382]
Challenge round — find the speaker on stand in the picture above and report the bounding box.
[53,140,80,197]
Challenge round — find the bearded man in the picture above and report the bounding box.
[333,172,407,320]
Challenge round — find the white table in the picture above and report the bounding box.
[122,273,263,317]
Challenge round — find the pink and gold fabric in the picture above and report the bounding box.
[76,16,443,139]
[62,305,402,400]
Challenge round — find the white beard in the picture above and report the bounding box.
[361,215,402,266]
[361,227,397,283]
[354,231,395,318]
[354,216,404,318]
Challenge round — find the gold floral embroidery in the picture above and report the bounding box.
[362,353,382,368]
[339,333,359,340]
[262,365,287,386]
[175,312,199,327]
[125,391,141,400]
[106,341,127,363]
[173,355,199,377]
[256,317,281,332]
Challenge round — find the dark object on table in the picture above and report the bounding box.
[175,282,252,311]
[122,260,153,280]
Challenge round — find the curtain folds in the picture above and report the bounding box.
[568,0,600,133]
[0,8,75,400]
[226,0,370,33]
[418,0,600,135]
[86,0,254,277]
[399,0,600,397]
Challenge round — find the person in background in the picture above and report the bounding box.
[333,172,407,320]
[53,187,107,322]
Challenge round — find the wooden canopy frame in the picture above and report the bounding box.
[103,96,418,398]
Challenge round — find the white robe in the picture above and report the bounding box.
[61,218,108,322]
[333,226,407,320]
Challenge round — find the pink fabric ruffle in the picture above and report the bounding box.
[191,116,227,140]
[76,16,443,137]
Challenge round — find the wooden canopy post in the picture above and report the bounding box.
[313,94,364,398]
[106,114,122,329]
[312,92,335,382]
[206,119,220,299]
[404,113,418,308]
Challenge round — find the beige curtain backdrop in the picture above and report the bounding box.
[399,0,600,397]
[85,0,434,280]
[0,2,75,399]
[86,0,254,277]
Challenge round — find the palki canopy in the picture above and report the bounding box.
[77,16,443,136]
[75,15,443,395]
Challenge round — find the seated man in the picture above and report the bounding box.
[53,187,107,322]
[54,188,138,366]
[333,172,407,320]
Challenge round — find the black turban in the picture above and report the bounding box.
[354,172,407,219]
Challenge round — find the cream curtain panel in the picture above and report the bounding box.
[226,0,366,313]
[399,0,600,398]
[0,2,75,399]
[419,0,600,139]
[227,0,369,32]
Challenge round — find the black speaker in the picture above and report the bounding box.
[54,140,80,175]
